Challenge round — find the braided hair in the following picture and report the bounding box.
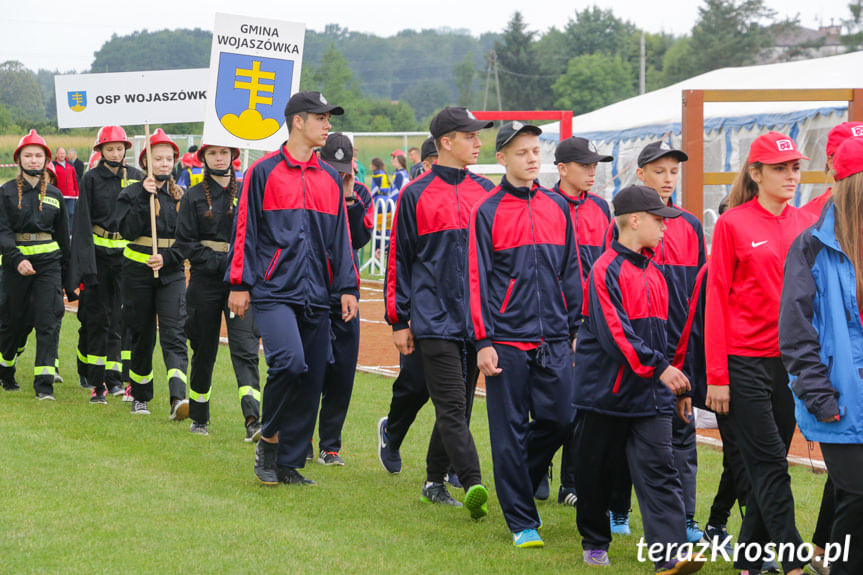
[202,163,238,218]
[16,170,47,211]
[152,175,184,217]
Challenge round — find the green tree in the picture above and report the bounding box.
[841,0,863,50]
[308,44,363,108]
[399,80,451,121]
[453,52,476,107]
[90,29,211,72]
[0,61,45,125]
[564,6,635,57]
[552,53,635,114]
[659,36,700,86]
[494,12,552,109]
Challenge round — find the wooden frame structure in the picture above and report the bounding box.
[681,89,863,221]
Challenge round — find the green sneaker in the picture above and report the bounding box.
[464,484,489,520]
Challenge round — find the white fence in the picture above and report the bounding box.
[360,197,396,277]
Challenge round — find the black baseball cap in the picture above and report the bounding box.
[320,133,353,173]
[612,185,682,218]
[284,91,345,117]
[637,140,688,168]
[554,137,613,164]
[495,121,542,152]
[420,136,438,161]
[429,107,493,139]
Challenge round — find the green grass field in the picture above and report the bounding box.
[0,313,827,574]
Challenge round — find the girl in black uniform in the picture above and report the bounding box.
[70,125,143,404]
[176,144,261,439]
[0,130,71,399]
[114,129,188,418]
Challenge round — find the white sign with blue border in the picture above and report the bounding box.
[203,13,306,151]
[54,69,209,128]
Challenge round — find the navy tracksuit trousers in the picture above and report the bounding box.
[485,341,575,533]
[318,307,359,453]
[574,409,687,567]
[255,302,330,469]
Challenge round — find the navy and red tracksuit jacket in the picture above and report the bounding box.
[605,201,705,359]
[572,241,674,417]
[552,183,610,293]
[332,181,374,307]
[385,164,495,340]
[705,198,817,387]
[226,145,358,309]
[468,178,582,350]
[672,263,708,409]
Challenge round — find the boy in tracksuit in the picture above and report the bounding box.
[572,185,702,574]
[385,106,494,516]
[470,122,582,547]
[549,136,613,505]
[604,142,706,541]
[227,91,359,486]
[315,133,374,465]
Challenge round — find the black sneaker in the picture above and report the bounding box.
[131,400,150,415]
[377,416,402,474]
[79,375,94,390]
[535,464,552,501]
[306,441,314,461]
[89,388,107,405]
[37,392,56,401]
[557,486,578,507]
[245,421,261,443]
[107,384,124,397]
[1,379,20,392]
[318,450,345,466]
[445,468,462,489]
[420,482,463,506]
[190,422,209,435]
[254,440,279,485]
[277,466,317,485]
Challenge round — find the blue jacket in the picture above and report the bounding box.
[226,145,358,310]
[572,241,674,417]
[779,201,862,444]
[385,164,495,340]
[468,178,582,349]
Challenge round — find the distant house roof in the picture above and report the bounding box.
[774,25,842,48]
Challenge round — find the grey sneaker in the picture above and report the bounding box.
[420,482,462,506]
[37,392,56,401]
[318,450,345,466]
[131,400,149,415]
[245,421,261,443]
[190,422,209,435]
[254,440,279,485]
[583,549,610,567]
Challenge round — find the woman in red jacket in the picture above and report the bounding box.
[705,132,816,575]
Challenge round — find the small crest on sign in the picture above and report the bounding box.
[68,91,87,112]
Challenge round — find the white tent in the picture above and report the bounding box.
[539,50,863,238]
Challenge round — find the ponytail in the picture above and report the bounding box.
[16,173,23,210]
[202,173,213,218]
[728,162,762,209]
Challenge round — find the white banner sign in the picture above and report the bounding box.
[203,12,305,151]
[54,69,209,128]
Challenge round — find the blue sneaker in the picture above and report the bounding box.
[686,516,703,544]
[610,511,631,535]
[464,484,489,520]
[512,528,544,548]
[376,416,401,474]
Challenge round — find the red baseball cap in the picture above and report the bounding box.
[832,137,863,180]
[747,132,809,165]
[826,121,863,158]
[390,149,405,157]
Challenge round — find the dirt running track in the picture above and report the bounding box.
[65,277,825,470]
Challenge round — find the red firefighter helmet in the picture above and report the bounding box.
[181,151,202,169]
[45,162,57,183]
[14,129,52,163]
[196,144,241,164]
[138,128,179,169]
[93,125,132,151]
[88,151,101,170]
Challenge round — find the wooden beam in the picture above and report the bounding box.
[704,171,832,185]
[849,89,863,122]
[702,89,854,103]
[681,90,704,220]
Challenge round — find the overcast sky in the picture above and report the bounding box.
[2,0,855,72]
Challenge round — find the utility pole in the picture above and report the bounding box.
[492,50,503,112]
[639,30,646,95]
[483,51,492,110]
